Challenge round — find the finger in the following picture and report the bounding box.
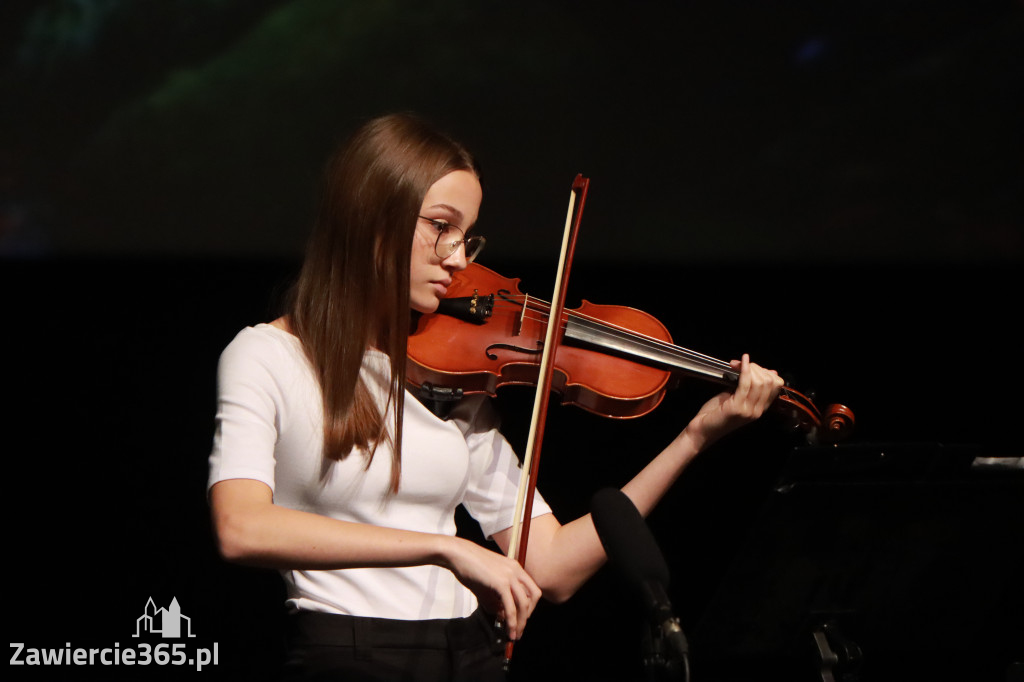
[737,357,780,418]
[731,353,753,402]
[746,363,784,415]
[507,583,531,641]
[746,363,775,408]
[519,573,541,618]
[750,361,784,394]
[747,360,783,387]
[518,572,543,629]
[499,587,520,640]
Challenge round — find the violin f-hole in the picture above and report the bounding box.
[485,341,544,360]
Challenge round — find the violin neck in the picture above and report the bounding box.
[563,316,738,387]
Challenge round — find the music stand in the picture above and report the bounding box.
[689,443,1023,682]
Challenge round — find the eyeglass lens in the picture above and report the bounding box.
[434,224,485,262]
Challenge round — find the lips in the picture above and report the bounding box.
[431,280,451,297]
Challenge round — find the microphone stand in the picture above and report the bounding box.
[639,584,691,682]
[642,624,688,681]
[589,488,692,682]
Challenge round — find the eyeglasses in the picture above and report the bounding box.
[418,216,486,263]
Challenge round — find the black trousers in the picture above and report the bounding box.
[281,608,507,682]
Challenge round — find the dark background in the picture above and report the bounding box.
[4,1,1022,680]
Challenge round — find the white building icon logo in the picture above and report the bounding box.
[133,597,196,638]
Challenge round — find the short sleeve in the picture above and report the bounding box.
[207,329,284,494]
[452,395,552,539]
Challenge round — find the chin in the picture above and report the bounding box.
[410,297,440,315]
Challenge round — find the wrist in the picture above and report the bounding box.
[676,422,713,457]
[432,534,466,571]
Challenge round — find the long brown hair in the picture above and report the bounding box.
[289,113,479,493]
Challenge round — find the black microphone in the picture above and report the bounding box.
[591,488,689,671]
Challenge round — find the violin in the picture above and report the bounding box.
[408,261,855,443]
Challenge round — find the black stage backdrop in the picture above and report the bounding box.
[5,258,1022,681]
[3,1,1023,680]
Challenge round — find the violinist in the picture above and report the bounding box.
[207,112,784,681]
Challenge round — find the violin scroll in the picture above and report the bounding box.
[772,384,855,444]
[823,403,856,442]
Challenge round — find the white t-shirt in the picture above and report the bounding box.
[208,324,551,620]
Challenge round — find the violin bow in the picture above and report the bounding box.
[503,174,590,668]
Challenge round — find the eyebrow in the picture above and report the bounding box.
[423,203,465,225]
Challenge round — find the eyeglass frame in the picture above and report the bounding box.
[417,216,486,262]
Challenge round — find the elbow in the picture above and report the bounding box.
[209,479,279,566]
[211,509,262,565]
[542,586,576,605]
[538,576,584,605]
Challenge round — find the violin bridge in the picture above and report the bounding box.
[514,294,529,336]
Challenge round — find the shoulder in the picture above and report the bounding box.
[218,324,307,378]
[223,323,299,355]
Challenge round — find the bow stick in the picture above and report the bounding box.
[502,174,590,668]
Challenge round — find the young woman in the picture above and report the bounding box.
[208,113,784,681]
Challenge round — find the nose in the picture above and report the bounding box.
[441,243,468,271]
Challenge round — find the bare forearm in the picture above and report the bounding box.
[621,426,705,515]
[518,428,704,602]
[215,502,450,570]
[210,480,464,573]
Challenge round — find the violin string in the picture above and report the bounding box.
[571,311,737,373]
[487,297,732,371]
[516,299,806,407]
[549,307,802,402]
[484,296,735,374]
[470,296,807,410]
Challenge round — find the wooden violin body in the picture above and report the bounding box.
[410,263,675,418]
[408,263,855,443]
